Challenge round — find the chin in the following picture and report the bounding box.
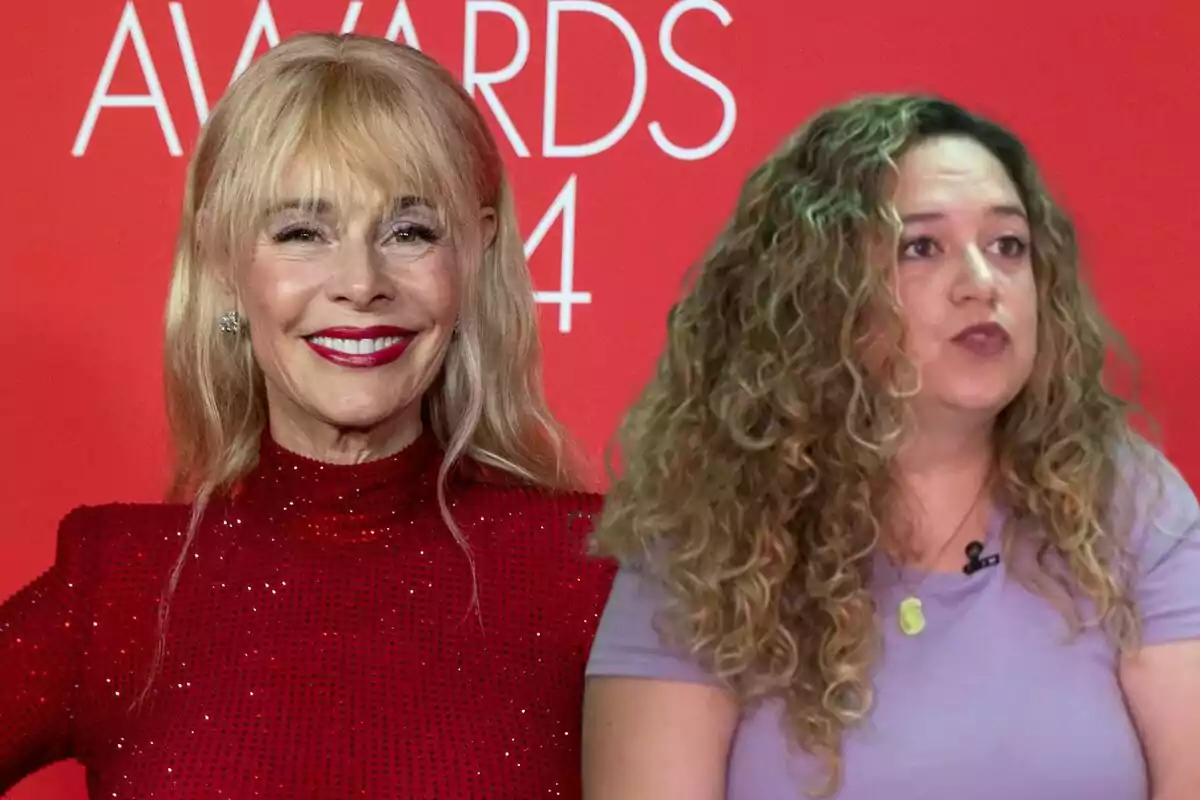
[314,396,411,431]
[933,377,1022,412]
[944,388,1021,414]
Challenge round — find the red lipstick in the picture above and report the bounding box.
[304,326,416,369]
[951,322,1011,357]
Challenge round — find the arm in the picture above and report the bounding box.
[1116,457,1200,800]
[0,509,88,792]
[582,567,738,800]
[1120,636,1200,800]
[583,677,737,799]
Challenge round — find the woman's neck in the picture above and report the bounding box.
[234,423,444,543]
[894,418,993,475]
[889,426,997,562]
[266,406,424,465]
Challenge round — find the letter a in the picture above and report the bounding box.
[72,1,182,157]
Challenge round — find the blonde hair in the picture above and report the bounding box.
[151,33,582,699]
[592,95,1145,793]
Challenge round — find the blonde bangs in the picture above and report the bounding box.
[198,60,477,270]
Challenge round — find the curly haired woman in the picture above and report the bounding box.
[581,95,1200,800]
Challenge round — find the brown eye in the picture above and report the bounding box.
[900,236,940,260]
[385,223,440,247]
[271,224,325,244]
[992,235,1029,259]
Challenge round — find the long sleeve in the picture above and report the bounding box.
[0,508,87,792]
[0,454,617,796]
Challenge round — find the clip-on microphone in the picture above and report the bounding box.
[963,540,1000,576]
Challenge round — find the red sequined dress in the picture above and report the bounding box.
[0,429,615,798]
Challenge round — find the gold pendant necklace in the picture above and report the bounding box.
[893,478,989,637]
[897,596,927,636]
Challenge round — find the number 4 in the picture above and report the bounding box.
[525,174,592,334]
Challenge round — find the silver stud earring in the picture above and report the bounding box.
[218,310,243,335]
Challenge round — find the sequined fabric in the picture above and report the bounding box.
[0,428,615,798]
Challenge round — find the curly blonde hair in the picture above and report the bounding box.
[591,95,1146,793]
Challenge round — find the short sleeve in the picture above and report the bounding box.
[585,566,721,686]
[1126,454,1200,646]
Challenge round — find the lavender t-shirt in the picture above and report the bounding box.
[586,452,1200,799]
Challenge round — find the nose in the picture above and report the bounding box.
[952,244,999,305]
[326,240,394,309]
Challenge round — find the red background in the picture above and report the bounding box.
[1,1,1198,796]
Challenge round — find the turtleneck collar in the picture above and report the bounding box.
[232,426,445,542]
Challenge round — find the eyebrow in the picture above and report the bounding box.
[900,204,1028,224]
[264,195,433,217]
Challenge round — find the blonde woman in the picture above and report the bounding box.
[0,34,613,798]
[582,96,1200,799]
